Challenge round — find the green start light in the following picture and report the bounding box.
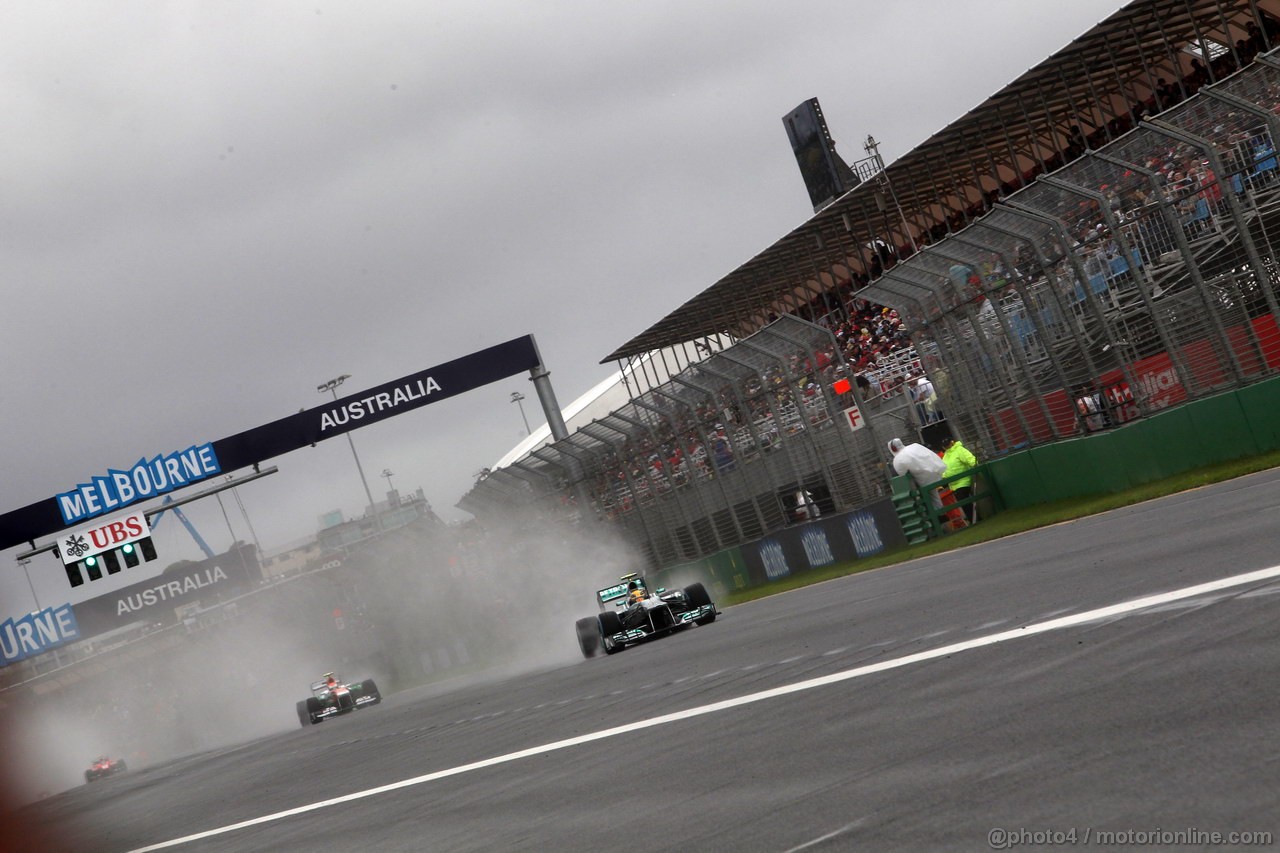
[122,543,134,554]
[85,555,97,567]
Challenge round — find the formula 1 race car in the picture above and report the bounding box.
[295,673,382,726]
[575,573,718,657]
[85,755,127,783]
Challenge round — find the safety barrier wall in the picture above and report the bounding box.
[647,497,907,597]
[650,548,749,603]
[985,375,1280,507]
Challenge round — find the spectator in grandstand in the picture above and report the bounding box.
[855,374,872,398]
[888,437,947,510]
[1187,58,1209,94]
[711,425,735,473]
[941,436,979,524]
[912,375,939,423]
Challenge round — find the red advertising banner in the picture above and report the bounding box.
[985,313,1280,452]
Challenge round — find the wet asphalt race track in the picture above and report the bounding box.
[29,469,1280,852]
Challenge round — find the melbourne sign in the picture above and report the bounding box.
[0,605,80,667]
[56,446,220,526]
[0,335,542,551]
[57,513,152,565]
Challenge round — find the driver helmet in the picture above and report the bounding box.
[628,580,645,603]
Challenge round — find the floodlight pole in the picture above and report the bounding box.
[864,134,918,254]
[318,375,379,518]
[510,391,532,435]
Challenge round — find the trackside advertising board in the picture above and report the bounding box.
[0,606,80,667]
[741,498,905,585]
[0,335,541,550]
[69,544,261,640]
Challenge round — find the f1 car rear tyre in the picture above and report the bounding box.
[359,679,383,704]
[598,610,624,654]
[576,617,601,658]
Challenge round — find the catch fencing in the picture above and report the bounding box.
[862,55,1280,459]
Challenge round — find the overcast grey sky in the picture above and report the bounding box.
[1,0,1127,619]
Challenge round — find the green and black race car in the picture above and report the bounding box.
[575,573,718,657]
[296,673,382,726]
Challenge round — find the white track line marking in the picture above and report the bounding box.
[784,820,865,852]
[129,564,1280,852]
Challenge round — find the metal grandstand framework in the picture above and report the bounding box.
[461,315,889,568]
[603,0,1280,367]
[862,53,1280,454]
[463,0,1280,572]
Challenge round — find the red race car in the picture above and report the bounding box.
[85,755,127,783]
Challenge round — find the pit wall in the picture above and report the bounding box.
[647,497,907,601]
[986,377,1280,509]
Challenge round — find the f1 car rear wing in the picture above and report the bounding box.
[597,581,630,611]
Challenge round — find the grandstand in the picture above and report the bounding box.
[462,0,1280,573]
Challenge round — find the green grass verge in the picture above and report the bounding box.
[721,449,1280,607]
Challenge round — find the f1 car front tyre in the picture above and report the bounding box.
[684,582,716,624]
[576,617,601,658]
[598,610,624,654]
[684,582,711,607]
[296,700,312,727]
[359,679,382,704]
[305,696,325,723]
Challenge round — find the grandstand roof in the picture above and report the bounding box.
[602,0,1280,363]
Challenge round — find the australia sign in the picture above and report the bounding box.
[0,335,542,551]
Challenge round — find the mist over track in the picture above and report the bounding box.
[23,469,1280,852]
